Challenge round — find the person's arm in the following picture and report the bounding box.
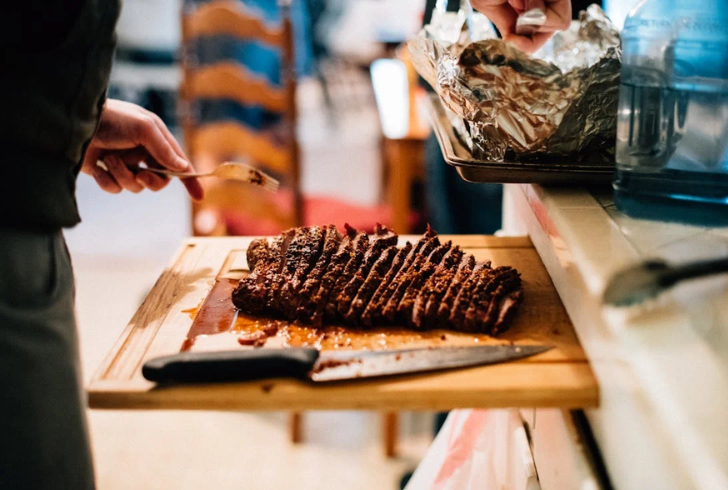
[470,0,571,53]
[81,100,204,200]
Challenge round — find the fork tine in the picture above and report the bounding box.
[222,160,280,192]
[261,174,279,189]
[254,173,278,192]
[264,179,280,192]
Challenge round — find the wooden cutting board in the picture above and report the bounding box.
[88,236,598,410]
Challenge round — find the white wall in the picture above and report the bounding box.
[116,0,182,50]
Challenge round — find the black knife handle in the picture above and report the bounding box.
[142,348,320,384]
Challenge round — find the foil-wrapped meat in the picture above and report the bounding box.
[409,5,621,164]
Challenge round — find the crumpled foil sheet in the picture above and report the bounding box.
[409,5,621,164]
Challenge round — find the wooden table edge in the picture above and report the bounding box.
[88,361,598,411]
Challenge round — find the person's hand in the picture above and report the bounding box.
[81,99,204,200]
[470,0,571,53]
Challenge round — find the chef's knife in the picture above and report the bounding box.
[142,345,552,384]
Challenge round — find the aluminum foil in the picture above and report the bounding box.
[409,5,621,164]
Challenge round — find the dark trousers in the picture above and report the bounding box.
[0,228,94,490]
[424,134,503,235]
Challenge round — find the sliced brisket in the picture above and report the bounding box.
[306,225,358,326]
[492,289,524,335]
[323,231,370,321]
[343,245,399,324]
[278,226,326,319]
[234,225,524,335]
[246,238,270,271]
[481,270,522,333]
[266,227,310,312]
[336,225,398,317]
[381,236,440,323]
[412,246,464,329]
[232,229,296,315]
[294,225,342,319]
[360,242,412,327]
[435,255,476,327]
[396,241,453,326]
[462,267,518,332]
[370,225,436,323]
[447,262,490,330]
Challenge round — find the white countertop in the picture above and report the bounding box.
[503,184,728,490]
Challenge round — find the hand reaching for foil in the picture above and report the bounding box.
[471,0,572,53]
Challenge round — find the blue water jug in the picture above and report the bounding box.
[613,0,728,225]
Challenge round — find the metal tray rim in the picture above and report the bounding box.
[425,95,616,182]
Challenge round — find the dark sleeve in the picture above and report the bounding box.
[0,0,86,52]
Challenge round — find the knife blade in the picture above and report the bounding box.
[142,345,552,384]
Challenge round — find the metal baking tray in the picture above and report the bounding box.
[425,95,615,185]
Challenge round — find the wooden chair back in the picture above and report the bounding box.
[180,0,302,235]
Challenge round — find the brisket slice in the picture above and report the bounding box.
[246,238,270,271]
[305,225,358,326]
[463,267,519,332]
[336,224,398,317]
[440,245,464,270]
[412,246,464,329]
[481,271,522,334]
[232,229,296,314]
[278,226,326,319]
[323,231,370,321]
[396,241,453,326]
[365,225,435,325]
[344,245,399,324]
[435,255,476,327]
[294,225,342,320]
[419,267,456,329]
[232,238,271,314]
[447,262,490,329]
[266,227,310,312]
[360,242,412,327]
[380,236,440,323]
[492,289,524,335]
